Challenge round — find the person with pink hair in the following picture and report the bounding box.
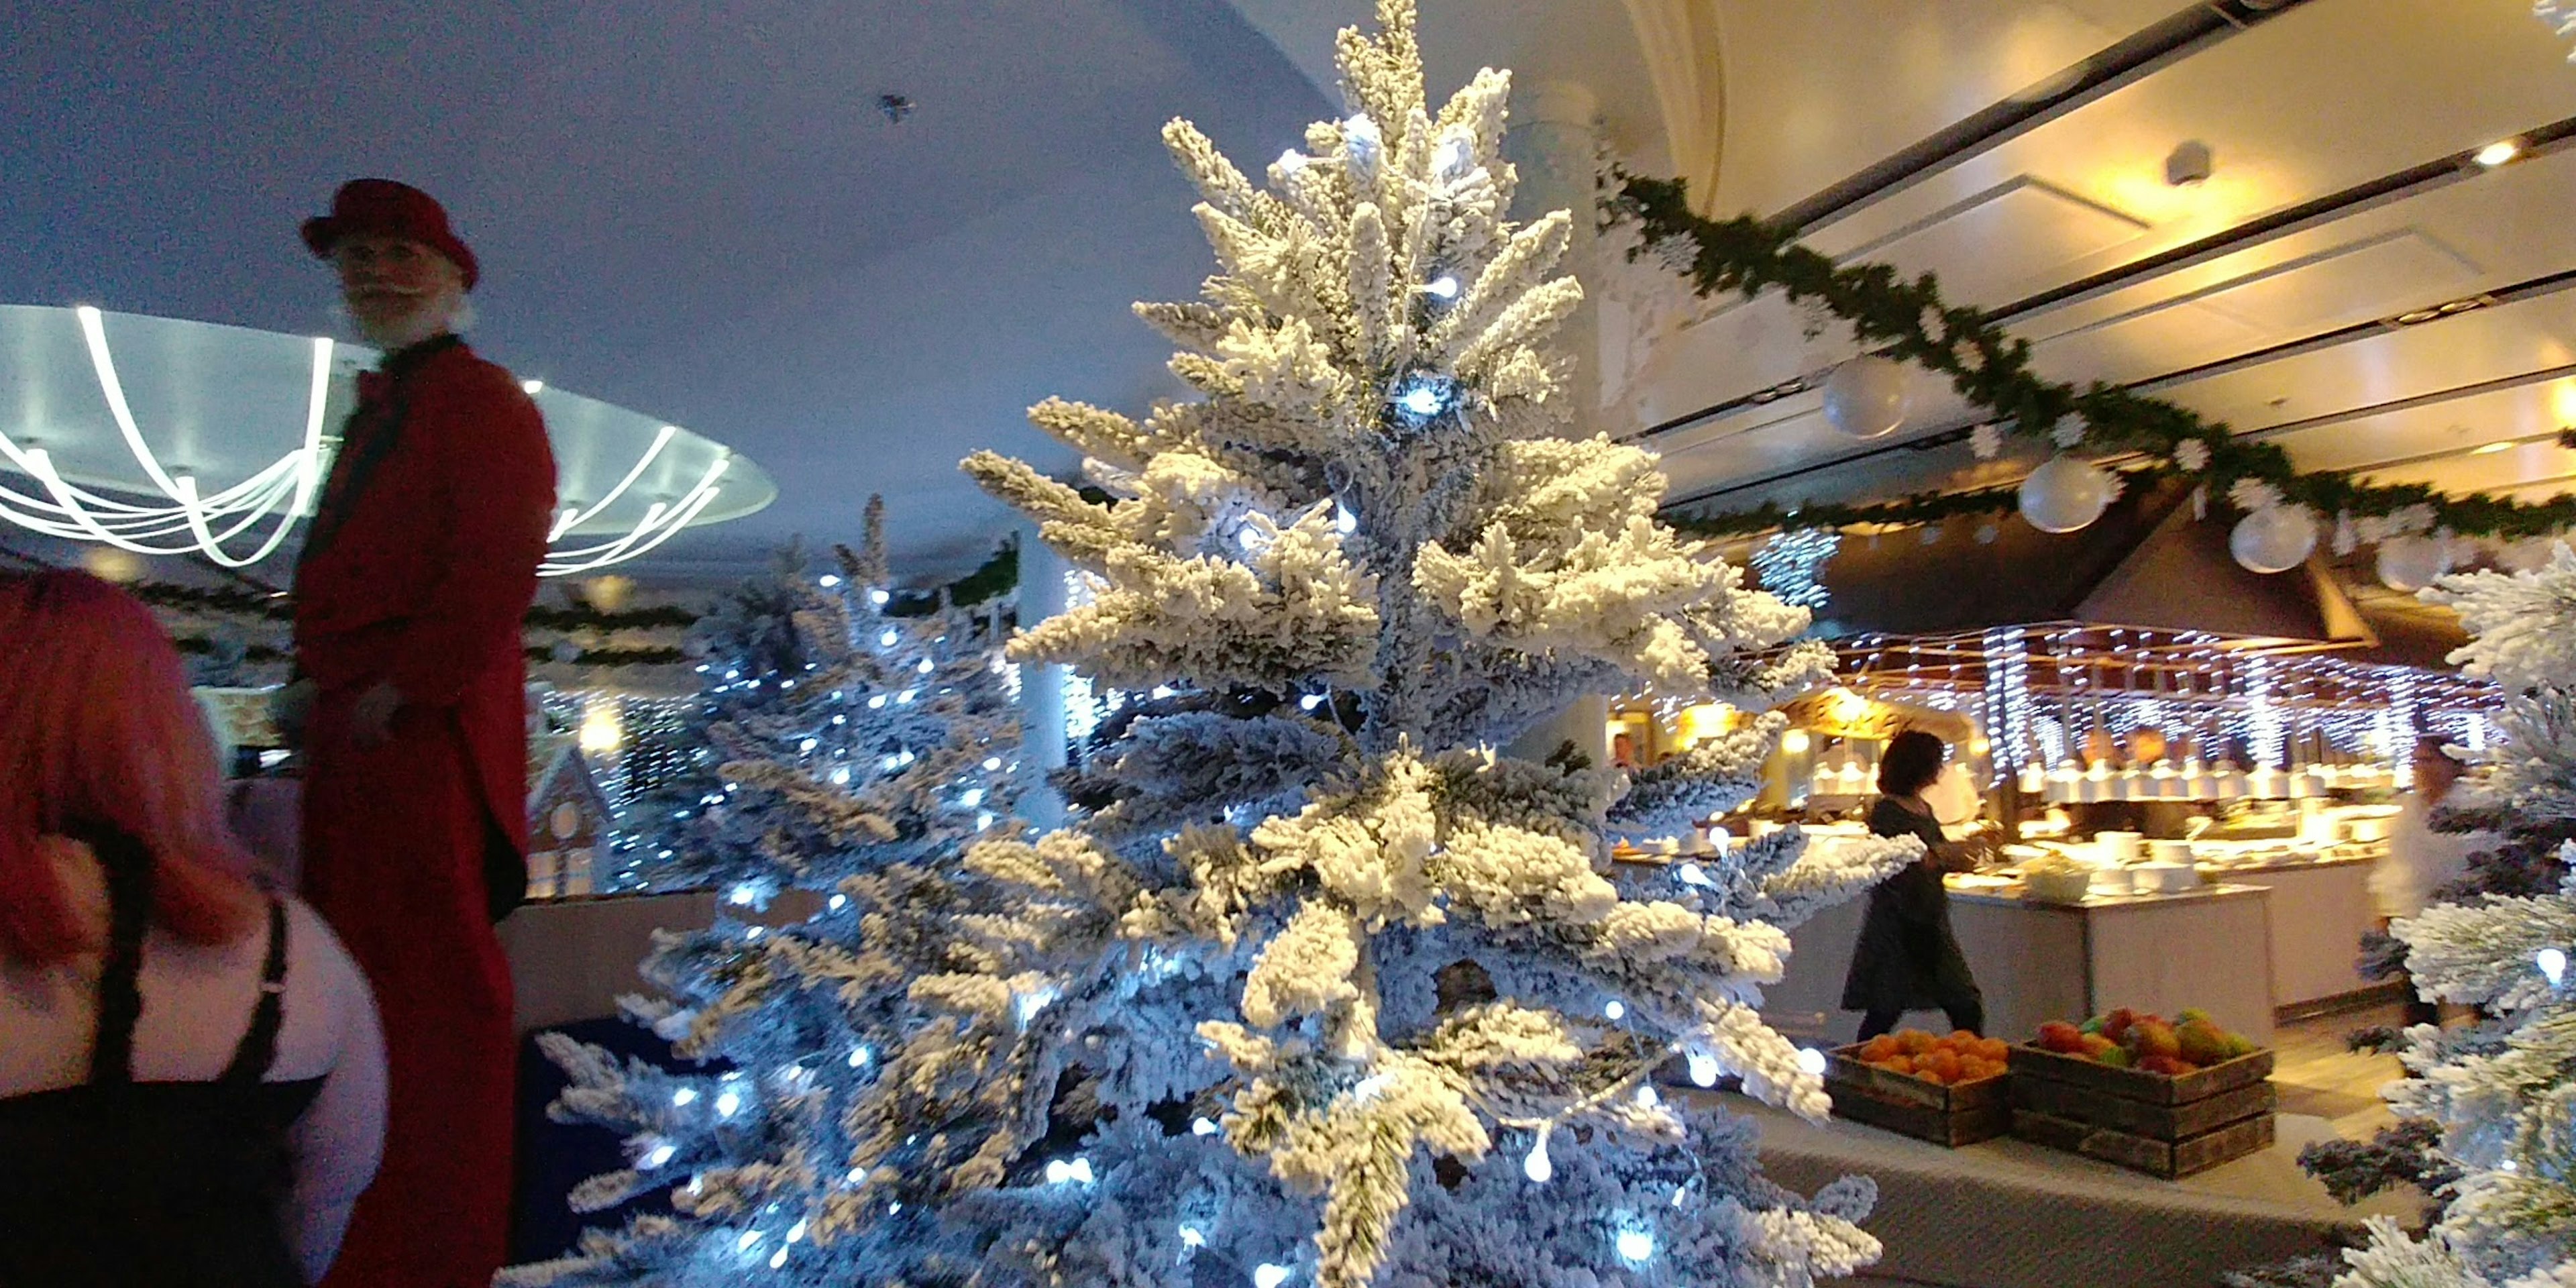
[0,570,386,1286]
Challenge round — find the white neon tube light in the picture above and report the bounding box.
[0,308,745,576]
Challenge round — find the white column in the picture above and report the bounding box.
[1014,521,1070,830]
[1502,81,1611,771]
[1505,79,1604,426]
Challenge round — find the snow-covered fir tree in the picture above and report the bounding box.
[2307,548,2576,1288]
[604,496,1022,899]
[508,6,1913,1286]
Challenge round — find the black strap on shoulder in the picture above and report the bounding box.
[219,899,291,1086]
[85,829,156,1086]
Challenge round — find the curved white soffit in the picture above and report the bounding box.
[0,304,775,576]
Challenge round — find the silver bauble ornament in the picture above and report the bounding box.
[2231,506,2318,574]
[2017,454,2116,533]
[2374,534,2451,592]
[1820,356,1910,439]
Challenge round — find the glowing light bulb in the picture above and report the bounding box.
[984,756,1004,771]
[819,574,842,588]
[1435,136,1469,174]
[1635,1085,1660,1108]
[1255,1265,1293,1288]
[880,629,900,647]
[2542,947,2568,986]
[1191,1117,1219,1136]
[1334,504,1358,534]
[1797,1046,1827,1076]
[672,1087,698,1107]
[1044,1157,1095,1185]
[768,1247,788,1270]
[898,689,918,704]
[960,788,985,808]
[1686,1049,1720,1087]
[1615,1226,1655,1265]
[1180,1224,1206,1248]
[798,737,819,753]
[716,1089,743,1118]
[785,1220,807,1243]
[916,657,934,674]
[2477,139,2521,167]
[1425,275,1460,300]
[977,811,995,830]
[1605,1000,1626,1021]
[1396,380,1445,417]
[870,588,891,606]
[1523,1129,1553,1183]
[1300,694,1326,711]
[828,894,847,911]
[868,695,888,710]
[642,1142,676,1169]
[849,1045,872,1068]
[1678,862,1711,888]
[523,379,544,394]
[737,1229,763,1252]
[728,883,759,907]
[830,767,851,785]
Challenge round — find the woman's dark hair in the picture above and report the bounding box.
[1878,729,1949,798]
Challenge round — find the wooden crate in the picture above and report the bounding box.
[2006,1042,2276,1177]
[1823,1045,2008,1147]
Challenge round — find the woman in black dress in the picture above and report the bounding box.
[1840,729,1986,1040]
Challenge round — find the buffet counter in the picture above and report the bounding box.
[1943,881,2276,1049]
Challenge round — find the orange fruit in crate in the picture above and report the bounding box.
[1915,1067,1948,1085]
[1898,1030,1936,1055]
[1950,1030,1978,1044]
[1859,1036,1899,1062]
[1879,1055,1914,1075]
[1925,1051,1963,1081]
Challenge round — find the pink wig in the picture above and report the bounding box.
[0,570,259,964]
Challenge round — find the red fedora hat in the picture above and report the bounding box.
[301,178,480,290]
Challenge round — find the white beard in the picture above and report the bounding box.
[346,288,472,350]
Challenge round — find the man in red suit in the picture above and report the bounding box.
[283,179,555,1288]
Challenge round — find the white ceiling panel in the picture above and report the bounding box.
[2155,289,2576,432]
[2263,375,2576,473]
[1839,176,2151,307]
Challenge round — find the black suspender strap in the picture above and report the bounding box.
[219,899,290,1086]
[85,832,155,1087]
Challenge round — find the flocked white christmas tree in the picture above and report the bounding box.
[603,494,1022,900]
[507,6,1913,1285]
[2318,550,2576,1288]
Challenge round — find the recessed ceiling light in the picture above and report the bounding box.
[2475,139,2520,168]
[2473,441,2515,455]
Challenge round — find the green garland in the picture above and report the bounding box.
[1612,173,2576,541]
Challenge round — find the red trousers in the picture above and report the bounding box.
[304,698,517,1288]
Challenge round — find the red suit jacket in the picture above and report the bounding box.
[292,333,554,1288]
[293,333,555,863]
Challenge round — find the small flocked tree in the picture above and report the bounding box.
[604,496,1020,900]
[2259,549,2576,1288]
[508,7,1913,1286]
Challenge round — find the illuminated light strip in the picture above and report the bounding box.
[540,454,730,576]
[5,310,743,573]
[550,422,679,541]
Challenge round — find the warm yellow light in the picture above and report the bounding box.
[2475,140,2520,168]
[1782,729,1813,755]
[1971,737,1992,755]
[1825,687,1875,725]
[579,702,625,755]
[2553,381,2576,427]
[2473,440,2516,456]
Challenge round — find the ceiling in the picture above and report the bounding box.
[1639,0,2576,533]
[5,0,2573,584]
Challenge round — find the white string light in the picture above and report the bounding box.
[3,307,749,576]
